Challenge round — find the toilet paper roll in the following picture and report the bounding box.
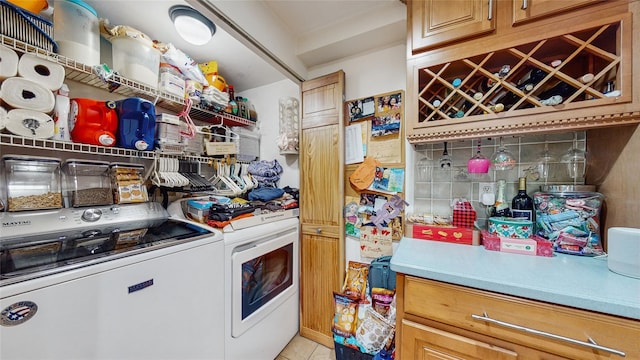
[5,108,54,139]
[0,45,19,81]
[0,106,6,130]
[0,77,55,113]
[18,53,65,91]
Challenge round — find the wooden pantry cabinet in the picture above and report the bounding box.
[298,70,345,348]
[406,0,640,144]
[396,275,640,359]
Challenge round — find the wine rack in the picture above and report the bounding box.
[405,11,640,145]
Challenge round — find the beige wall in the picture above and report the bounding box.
[588,124,640,247]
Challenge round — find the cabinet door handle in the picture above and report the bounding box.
[471,312,626,357]
[487,0,494,20]
[316,228,322,234]
[521,0,528,10]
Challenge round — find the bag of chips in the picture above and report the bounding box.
[342,261,369,300]
[332,292,359,338]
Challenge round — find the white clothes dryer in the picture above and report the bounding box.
[167,197,300,360]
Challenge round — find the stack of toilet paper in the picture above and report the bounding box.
[0,44,66,139]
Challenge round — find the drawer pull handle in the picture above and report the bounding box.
[521,0,528,10]
[471,312,626,357]
[487,0,494,20]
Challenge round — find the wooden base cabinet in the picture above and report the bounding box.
[396,274,640,360]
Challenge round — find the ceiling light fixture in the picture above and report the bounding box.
[169,5,216,46]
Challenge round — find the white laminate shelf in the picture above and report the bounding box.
[0,134,212,163]
[0,35,254,127]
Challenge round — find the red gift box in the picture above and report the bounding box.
[452,200,476,228]
[412,224,479,245]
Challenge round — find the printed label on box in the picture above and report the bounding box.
[499,237,537,255]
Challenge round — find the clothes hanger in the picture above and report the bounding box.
[209,160,243,196]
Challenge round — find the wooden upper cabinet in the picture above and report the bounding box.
[405,1,640,144]
[410,0,496,54]
[512,0,606,25]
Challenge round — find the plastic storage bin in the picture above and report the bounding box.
[534,185,605,256]
[109,163,148,204]
[53,0,100,65]
[3,155,63,211]
[1,0,57,52]
[63,159,112,207]
[111,36,160,88]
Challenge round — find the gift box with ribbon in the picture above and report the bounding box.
[452,199,476,228]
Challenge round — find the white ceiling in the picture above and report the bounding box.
[80,0,406,92]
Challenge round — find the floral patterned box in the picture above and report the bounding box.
[488,216,533,238]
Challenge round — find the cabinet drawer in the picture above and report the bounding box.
[401,319,518,359]
[403,276,640,359]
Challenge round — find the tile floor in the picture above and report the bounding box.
[276,334,335,360]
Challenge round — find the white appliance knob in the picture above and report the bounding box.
[82,208,103,222]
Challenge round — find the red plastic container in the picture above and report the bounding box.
[69,98,118,146]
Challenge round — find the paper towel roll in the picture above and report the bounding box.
[18,53,65,91]
[0,106,6,130]
[0,77,55,113]
[5,108,54,139]
[0,45,19,81]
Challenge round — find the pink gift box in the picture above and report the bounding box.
[481,230,554,257]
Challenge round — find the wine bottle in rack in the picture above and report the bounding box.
[511,177,534,221]
[518,68,548,92]
[538,81,577,104]
[500,68,549,110]
[479,77,497,93]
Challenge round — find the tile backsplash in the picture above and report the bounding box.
[412,132,586,227]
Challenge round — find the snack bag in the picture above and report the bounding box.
[342,261,369,300]
[371,287,395,318]
[332,292,359,338]
[356,307,394,354]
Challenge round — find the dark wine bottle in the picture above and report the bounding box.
[501,68,549,110]
[537,81,577,103]
[491,179,512,217]
[511,177,534,221]
[518,68,547,92]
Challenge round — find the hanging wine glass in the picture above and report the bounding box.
[536,136,556,183]
[439,142,452,169]
[415,146,433,181]
[490,137,516,170]
[467,138,490,174]
[560,132,586,180]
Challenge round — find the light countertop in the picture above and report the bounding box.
[390,237,640,320]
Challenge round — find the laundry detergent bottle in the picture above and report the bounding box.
[69,98,118,146]
[115,97,156,151]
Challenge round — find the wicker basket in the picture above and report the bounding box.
[0,0,57,52]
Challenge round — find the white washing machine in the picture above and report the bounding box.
[0,202,225,360]
[167,197,300,360]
